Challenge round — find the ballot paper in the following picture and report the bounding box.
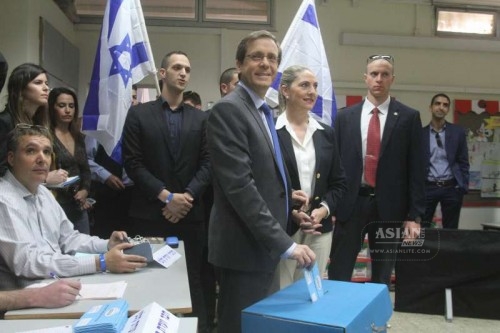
[153,245,181,268]
[74,299,129,333]
[26,281,127,300]
[79,281,127,300]
[303,262,324,302]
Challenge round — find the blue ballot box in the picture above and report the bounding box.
[242,280,392,333]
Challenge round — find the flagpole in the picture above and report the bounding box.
[134,0,160,96]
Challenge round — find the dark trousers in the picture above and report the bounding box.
[90,183,134,238]
[423,184,464,229]
[60,201,90,235]
[131,218,208,332]
[215,267,274,333]
[329,195,397,286]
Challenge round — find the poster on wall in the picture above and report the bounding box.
[455,99,500,205]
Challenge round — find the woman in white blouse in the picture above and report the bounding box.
[274,65,347,288]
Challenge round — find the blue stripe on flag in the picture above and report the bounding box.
[82,37,102,131]
[110,137,122,162]
[131,42,149,68]
[108,0,124,39]
[302,4,318,28]
[311,95,323,119]
[271,72,282,91]
[331,93,338,126]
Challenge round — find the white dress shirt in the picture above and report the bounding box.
[0,171,108,289]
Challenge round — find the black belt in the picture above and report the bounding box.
[426,179,456,187]
[359,186,375,197]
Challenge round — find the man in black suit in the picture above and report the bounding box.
[422,93,469,229]
[207,30,316,333]
[329,55,425,286]
[122,51,211,332]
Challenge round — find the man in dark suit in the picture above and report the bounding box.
[422,93,469,229]
[329,55,425,286]
[207,30,316,333]
[122,51,211,332]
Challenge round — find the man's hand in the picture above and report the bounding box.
[74,189,89,206]
[161,206,180,223]
[105,243,148,273]
[403,221,421,240]
[107,231,129,250]
[34,279,82,308]
[292,210,322,235]
[105,175,125,191]
[163,192,193,221]
[290,244,316,269]
[45,169,68,185]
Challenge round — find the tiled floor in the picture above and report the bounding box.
[388,292,499,333]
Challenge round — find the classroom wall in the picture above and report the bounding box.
[0,0,499,228]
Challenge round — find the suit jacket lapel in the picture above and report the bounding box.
[444,122,453,163]
[179,105,194,158]
[350,106,363,161]
[278,129,299,189]
[236,87,274,154]
[380,99,399,158]
[152,99,175,161]
[423,125,430,159]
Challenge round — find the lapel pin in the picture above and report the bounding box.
[394,112,398,116]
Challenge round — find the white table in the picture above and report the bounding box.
[5,242,191,319]
[0,317,198,332]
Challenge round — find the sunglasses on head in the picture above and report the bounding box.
[15,123,50,134]
[367,55,394,64]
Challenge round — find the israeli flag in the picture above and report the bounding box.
[266,0,336,125]
[82,0,156,162]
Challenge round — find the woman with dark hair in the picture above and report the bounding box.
[0,63,68,184]
[48,87,92,234]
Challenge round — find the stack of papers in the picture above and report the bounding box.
[79,281,127,300]
[122,302,180,333]
[74,299,129,333]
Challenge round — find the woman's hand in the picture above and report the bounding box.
[45,169,68,185]
[74,189,88,205]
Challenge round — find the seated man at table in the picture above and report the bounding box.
[0,279,81,312]
[0,124,148,290]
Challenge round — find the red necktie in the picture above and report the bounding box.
[364,108,380,187]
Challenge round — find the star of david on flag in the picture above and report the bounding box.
[266,0,337,125]
[82,0,156,162]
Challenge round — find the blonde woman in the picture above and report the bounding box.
[275,65,346,288]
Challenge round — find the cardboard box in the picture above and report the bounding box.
[242,280,392,333]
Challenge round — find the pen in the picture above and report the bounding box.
[50,272,82,297]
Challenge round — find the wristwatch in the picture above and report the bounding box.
[165,192,174,204]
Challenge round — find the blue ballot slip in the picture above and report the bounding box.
[74,299,129,333]
[304,262,324,302]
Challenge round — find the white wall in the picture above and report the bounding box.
[0,0,77,104]
[1,0,499,227]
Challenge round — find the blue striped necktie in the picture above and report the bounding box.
[260,103,288,216]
